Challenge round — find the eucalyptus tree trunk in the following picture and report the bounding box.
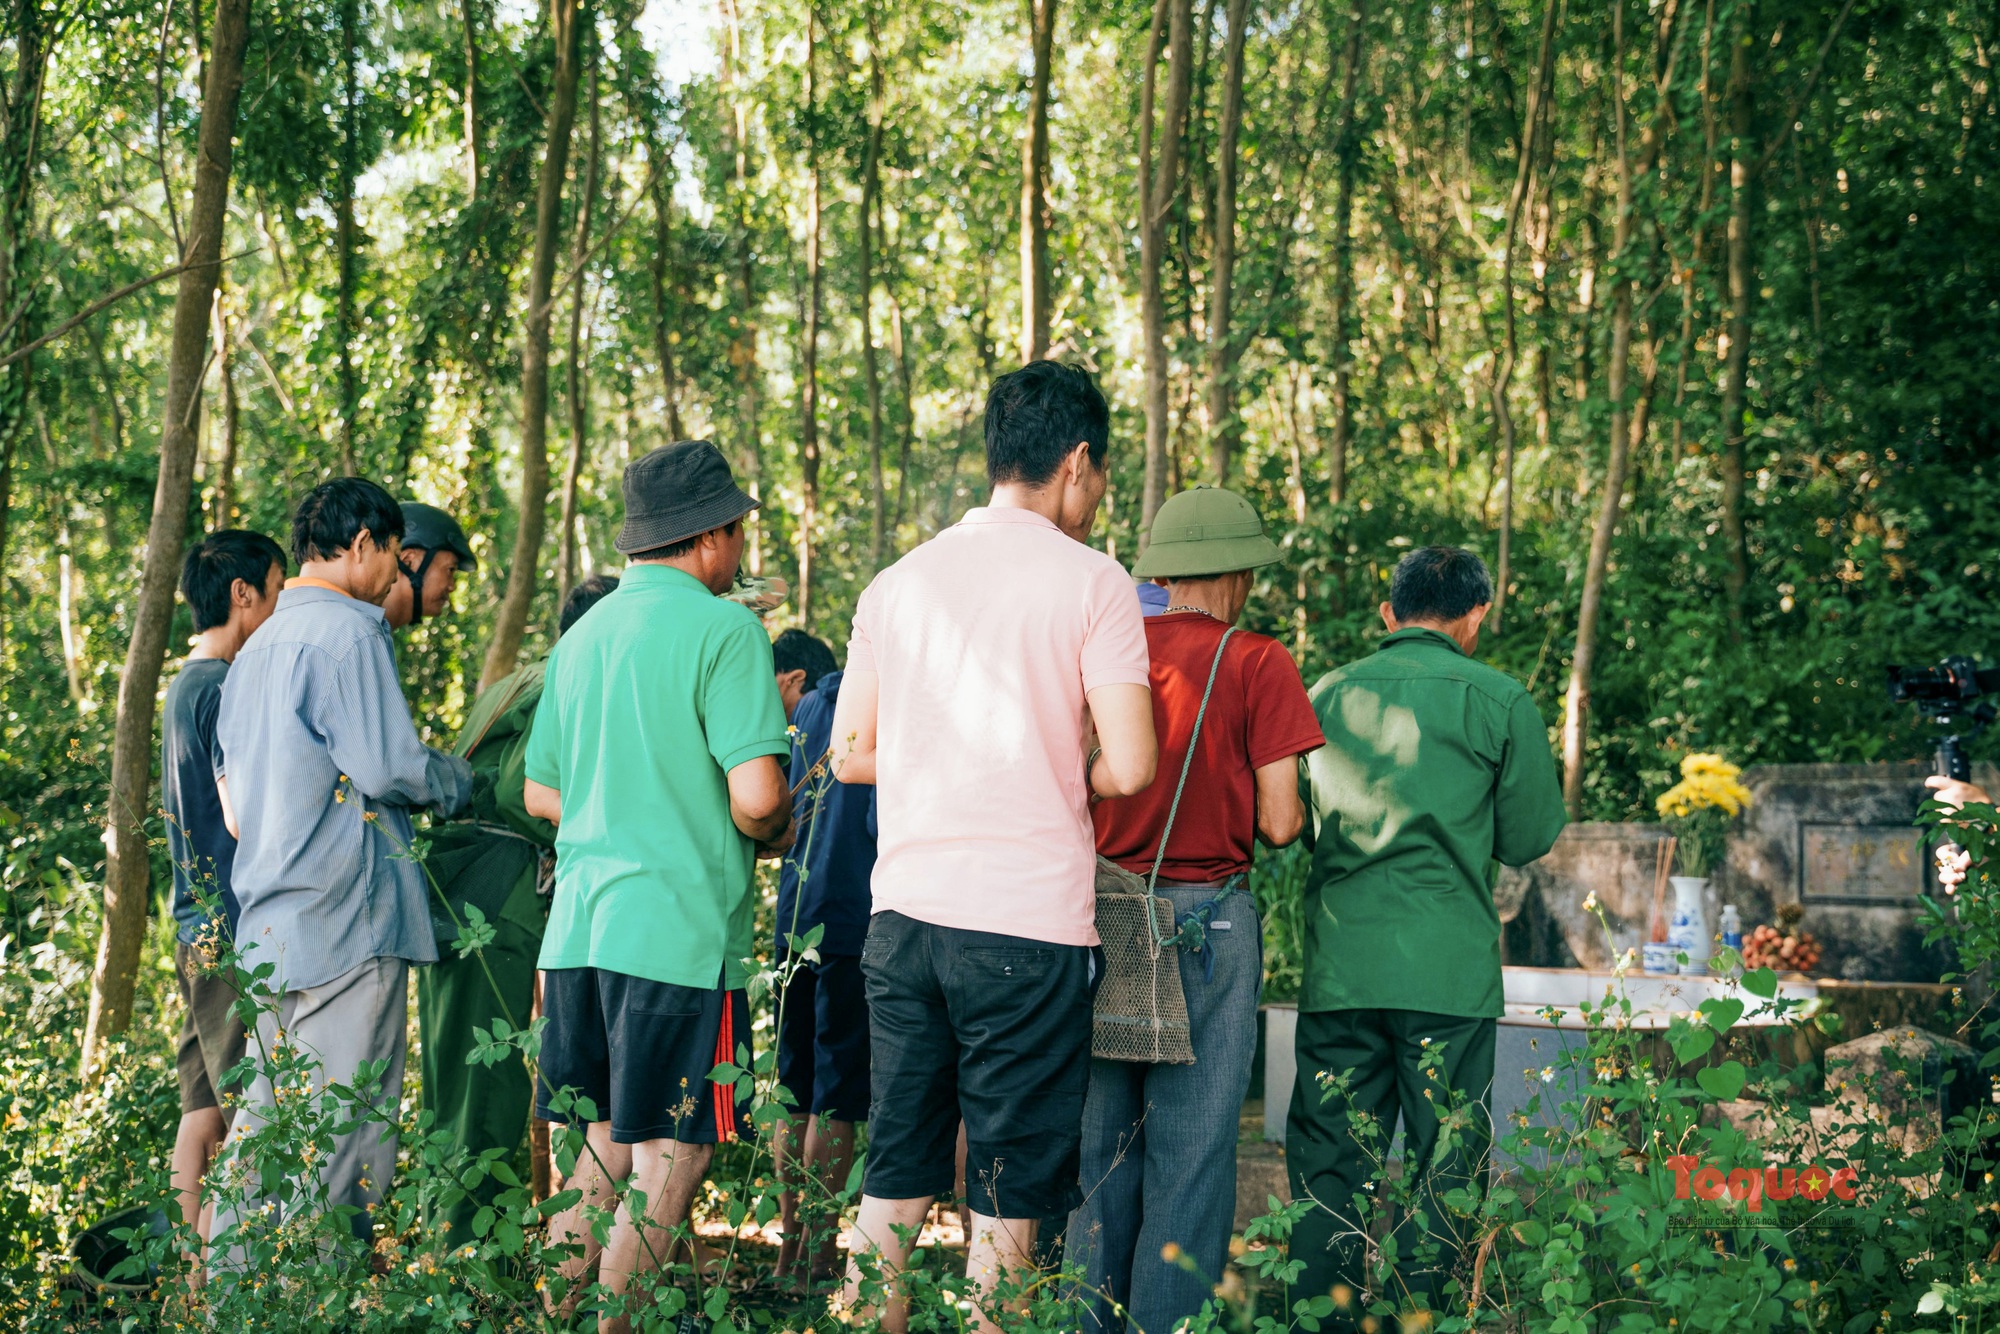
[1019,0,1057,363]
[721,0,762,573]
[862,0,887,570]
[648,150,685,440]
[797,2,824,628]
[557,58,599,606]
[1488,0,1559,632]
[481,0,585,688]
[890,290,915,541]
[336,0,359,474]
[1670,0,1718,470]
[1325,0,1366,506]
[1717,19,1753,621]
[0,0,50,670]
[1561,0,1683,814]
[1563,0,1638,817]
[1138,0,1194,538]
[87,0,252,1072]
[463,0,482,198]
[210,284,239,522]
[1203,0,1250,484]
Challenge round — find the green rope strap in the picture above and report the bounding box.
[1143,625,1237,946]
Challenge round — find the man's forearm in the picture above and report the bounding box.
[833,744,877,786]
[731,801,791,842]
[523,778,562,826]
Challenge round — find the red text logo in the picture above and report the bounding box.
[1666,1155,1857,1212]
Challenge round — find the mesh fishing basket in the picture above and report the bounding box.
[1091,856,1195,1063]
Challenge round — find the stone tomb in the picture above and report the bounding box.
[1495,761,1995,983]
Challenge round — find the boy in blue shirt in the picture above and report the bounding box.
[771,630,876,1289]
[162,529,286,1244]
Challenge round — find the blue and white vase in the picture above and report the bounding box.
[1669,876,1710,976]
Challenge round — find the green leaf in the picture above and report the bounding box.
[1741,967,1777,999]
[1695,1060,1746,1101]
[1698,997,1745,1034]
[1670,1027,1716,1065]
[539,1188,583,1219]
[1511,1219,1548,1247]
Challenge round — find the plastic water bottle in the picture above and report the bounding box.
[1720,904,1743,952]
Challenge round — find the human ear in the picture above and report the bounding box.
[1067,440,1091,483]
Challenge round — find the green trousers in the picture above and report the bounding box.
[1285,1008,1496,1323]
[417,834,545,1239]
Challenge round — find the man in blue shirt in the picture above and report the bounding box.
[162,528,286,1247]
[211,477,473,1254]
[772,632,877,1290]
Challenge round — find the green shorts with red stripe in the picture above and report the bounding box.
[535,966,751,1145]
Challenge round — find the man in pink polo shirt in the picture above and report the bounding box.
[830,360,1158,1329]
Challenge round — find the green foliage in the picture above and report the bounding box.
[3,0,1999,1325]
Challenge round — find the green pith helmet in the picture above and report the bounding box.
[1132,486,1283,579]
[399,501,477,570]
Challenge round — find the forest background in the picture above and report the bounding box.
[0,0,1995,1104]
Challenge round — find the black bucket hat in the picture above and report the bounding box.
[614,440,760,555]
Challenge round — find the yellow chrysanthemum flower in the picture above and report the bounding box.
[1656,757,1754,819]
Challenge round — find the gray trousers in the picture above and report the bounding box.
[212,956,410,1257]
[1068,886,1261,1332]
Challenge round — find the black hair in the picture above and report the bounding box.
[291,477,405,565]
[983,360,1110,487]
[628,519,739,564]
[558,573,621,636]
[1389,546,1495,623]
[771,628,837,694]
[180,530,288,633]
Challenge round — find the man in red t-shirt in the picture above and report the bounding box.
[1070,487,1325,1332]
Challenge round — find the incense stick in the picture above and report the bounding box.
[1650,835,1677,940]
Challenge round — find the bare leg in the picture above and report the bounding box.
[598,1137,715,1334]
[773,1113,806,1285]
[171,1106,226,1276]
[171,1107,227,1232]
[963,1211,1040,1333]
[808,1117,858,1280]
[544,1122,633,1319]
[839,1193,934,1334]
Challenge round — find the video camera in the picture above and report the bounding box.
[1889,654,1999,780]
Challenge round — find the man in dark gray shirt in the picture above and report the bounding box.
[211,478,473,1255]
[162,529,286,1249]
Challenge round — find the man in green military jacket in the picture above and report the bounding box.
[417,573,620,1236]
[1288,545,1567,1322]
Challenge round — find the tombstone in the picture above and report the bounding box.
[1720,761,1988,982]
[1495,762,1992,983]
[1496,823,1662,969]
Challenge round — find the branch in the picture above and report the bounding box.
[531,156,660,325]
[155,0,185,255]
[1757,0,1861,175]
[0,246,257,370]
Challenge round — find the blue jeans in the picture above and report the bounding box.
[1068,886,1262,1332]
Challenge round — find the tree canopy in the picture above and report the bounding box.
[1,0,1995,958]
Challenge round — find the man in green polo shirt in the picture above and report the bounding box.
[415,572,620,1240]
[522,440,793,1330]
[1288,545,1566,1323]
